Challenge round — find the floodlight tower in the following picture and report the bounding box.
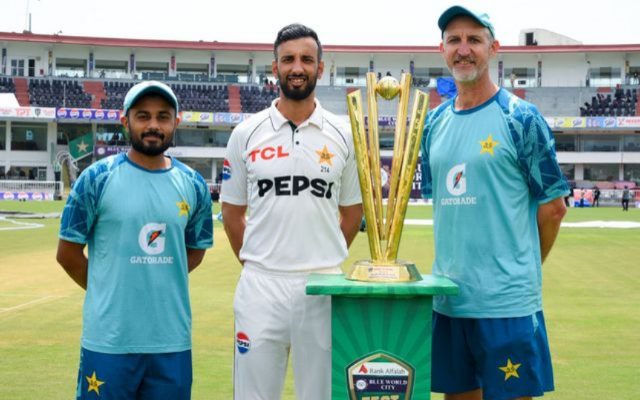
[25,0,40,33]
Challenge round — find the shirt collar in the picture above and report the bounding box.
[269,98,324,131]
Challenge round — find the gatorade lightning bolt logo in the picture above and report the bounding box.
[446,163,467,196]
[453,171,463,190]
[236,332,250,354]
[148,230,162,246]
[138,223,167,255]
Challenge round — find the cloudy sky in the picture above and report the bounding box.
[1,0,639,46]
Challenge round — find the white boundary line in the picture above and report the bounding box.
[403,219,640,229]
[560,220,640,229]
[0,216,44,231]
[0,295,65,314]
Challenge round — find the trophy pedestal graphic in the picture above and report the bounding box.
[307,274,458,400]
[306,73,458,399]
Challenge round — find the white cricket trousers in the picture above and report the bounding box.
[233,265,335,400]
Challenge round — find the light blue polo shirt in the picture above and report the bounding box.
[421,89,568,318]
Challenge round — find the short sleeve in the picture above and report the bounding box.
[420,114,434,199]
[220,127,248,206]
[185,173,214,249]
[59,167,99,244]
[511,108,570,204]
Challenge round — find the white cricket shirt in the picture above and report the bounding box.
[221,99,361,273]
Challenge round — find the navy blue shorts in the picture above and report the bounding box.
[76,348,192,400]
[431,311,554,400]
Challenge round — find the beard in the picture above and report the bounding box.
[278,71,318,101]
[449,57,482,83]
[452,68,479,83]
[130,130,173,156]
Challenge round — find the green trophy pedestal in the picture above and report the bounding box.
[307,273,458,400]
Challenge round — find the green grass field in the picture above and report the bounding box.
[1,201,639,399]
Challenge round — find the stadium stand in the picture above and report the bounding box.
[170,83,229,112]
[101,81,133,110]
[3,76,446,115]
[7,78,234,112]
[0,76,15,93]
[28,79,92,108]
[239,84,279,113]
[2,75,640,118]
[579,87,638,116]
[102,81,230,112]
[514,86,639,116]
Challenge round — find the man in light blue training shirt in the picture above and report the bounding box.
[421,6,569,400]
[57,81,213,400]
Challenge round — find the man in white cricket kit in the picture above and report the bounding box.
[221,24,363,400]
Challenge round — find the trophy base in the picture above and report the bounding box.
[346,260,423,282]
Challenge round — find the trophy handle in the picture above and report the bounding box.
[365,73,385,242]
[347,91,383,261]
[385,89,430,261]
[385,74,412,242]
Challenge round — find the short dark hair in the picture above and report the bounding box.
[274,23,322,61]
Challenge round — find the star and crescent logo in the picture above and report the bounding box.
[315,145,335,166]
[86,371,105,395]
[499,358,521,381]
[480,134,500,156]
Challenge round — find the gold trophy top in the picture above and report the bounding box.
[345,72,429,282]
[376,76,401,100]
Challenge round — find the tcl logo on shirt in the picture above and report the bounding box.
[248,146,289,162]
